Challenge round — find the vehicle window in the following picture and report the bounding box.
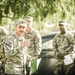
[42,39,53,49]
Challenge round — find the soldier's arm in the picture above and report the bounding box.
[4,37,23,59]
[69,33,74,45]
[4,37,13,61]
[65,33,74,52]
[34,32,42,57]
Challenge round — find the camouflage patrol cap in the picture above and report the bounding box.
[26,16,33,21]
[16,19,26,27]
[59,20,67,26]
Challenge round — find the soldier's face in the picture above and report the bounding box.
[26,20,33,32]
[16,26,25,36]
[59,25,67,33]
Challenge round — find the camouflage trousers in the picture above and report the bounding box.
[63,63,74,75]
[56,59,74,75]
[55,52,74,75]
[0,62,5,75]
[5,74,23,75]
[5,73,25,75]
[54,59,64,75]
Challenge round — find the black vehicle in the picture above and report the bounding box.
[32,31,75,75]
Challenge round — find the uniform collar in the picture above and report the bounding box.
[26,28,34,34]
[59,31,68,37]
[14,32,23,40]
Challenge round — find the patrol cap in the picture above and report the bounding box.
[59,20,67,26]
[16,19,26,27]
[26,16,33,21]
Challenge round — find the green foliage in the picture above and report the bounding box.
[0,0,75,34]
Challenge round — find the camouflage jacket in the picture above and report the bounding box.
[0,26,8,63]
[52,31,74,55]
[4,32,27,74]
[24,29,42,57]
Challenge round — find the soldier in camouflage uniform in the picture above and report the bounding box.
[24,16,42,75]
[52,21,74,75]
[4,19,30,75]
[0,26,8,75]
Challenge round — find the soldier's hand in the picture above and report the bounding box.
[21,39,30,48]
[57,52,64,59]
[29,57,35,62]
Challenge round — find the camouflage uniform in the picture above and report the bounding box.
[53,32,74,56]
[0,26,8,75]
[4,32,27,75]
[24,29,42,57]
[52,31,74,75]
[24,29,42,75]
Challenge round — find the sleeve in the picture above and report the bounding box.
[4,37,13,59]
[26,50,31,61]
[34,32,42,56]
[4,36,23,60]
[65,33,74,52]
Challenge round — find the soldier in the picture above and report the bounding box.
[0,26,8,75]
[24,16,42,75]
[4,19,30,75]
[52,20,74,75]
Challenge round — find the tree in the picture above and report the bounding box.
[0,0,74,20]
[0,0,75,32]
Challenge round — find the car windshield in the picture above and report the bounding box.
[41,32,57,50]
[42,39,53,49]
